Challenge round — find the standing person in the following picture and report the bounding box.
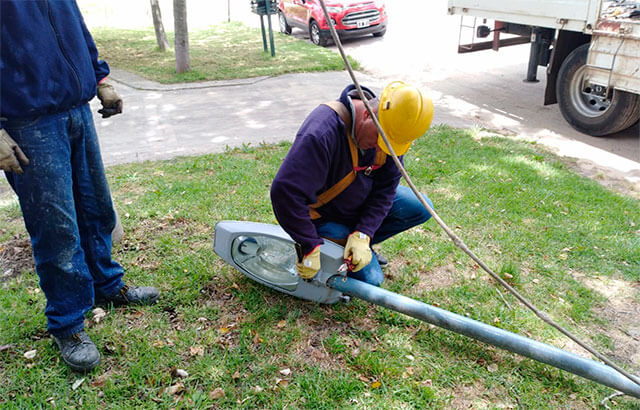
[0,0,159,372]
[271,81,435,286]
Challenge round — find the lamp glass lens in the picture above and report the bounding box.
[231,235,299,291]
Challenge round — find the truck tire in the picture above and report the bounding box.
[556,43,640,136]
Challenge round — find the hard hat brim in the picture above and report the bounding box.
[377,134,412,156]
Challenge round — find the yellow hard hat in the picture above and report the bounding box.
[377,81,434,156]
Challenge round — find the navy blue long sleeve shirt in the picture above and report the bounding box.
[271,87,402,254]
[0,0,110,125]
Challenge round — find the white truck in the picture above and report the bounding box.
[447,0,640,136]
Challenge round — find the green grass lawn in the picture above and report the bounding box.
[92,22,360,83]
[1,127,639,408]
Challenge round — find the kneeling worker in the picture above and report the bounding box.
[270,81,435,286]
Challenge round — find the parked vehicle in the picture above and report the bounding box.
[277,0,387,46]
[448,0,640,136]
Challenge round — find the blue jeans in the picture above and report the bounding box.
[316,185,433,286]
[4,104,124,337]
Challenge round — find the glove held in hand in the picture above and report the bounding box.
[97,82,123,118]
[0,129,29,174]
[344,231,371,272]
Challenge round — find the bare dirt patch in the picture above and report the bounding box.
[570,158,640,201]
[570,270,640,370]
[0,234,33,283]
[448,380,516,409]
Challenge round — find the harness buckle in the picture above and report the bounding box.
[364,166,373,176]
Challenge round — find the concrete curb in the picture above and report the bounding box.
[108,67,272,92]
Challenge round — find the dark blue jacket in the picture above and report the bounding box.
[0,0,110,125]
[270,85,402,254]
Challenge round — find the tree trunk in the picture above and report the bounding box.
[150,0,170,52]
[173,0,190,73]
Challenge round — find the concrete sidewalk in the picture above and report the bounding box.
[95,69,381,166]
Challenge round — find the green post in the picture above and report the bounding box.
[259,15,268,52]
[251,0,276,57]
[265,0,276,57]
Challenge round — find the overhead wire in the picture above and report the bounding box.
[316,0,640,389]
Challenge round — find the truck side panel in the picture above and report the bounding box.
[448,0,598,32]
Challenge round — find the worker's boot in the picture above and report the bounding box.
[95,284,160,307]
[53,331,101,372]
[372,249,388,268]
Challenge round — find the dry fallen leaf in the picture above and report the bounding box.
[253,385,264,394]
[92,308,107,324]
[209,387,225,400]
[276,320,286,328]
[487,363,499,373]
[189,346,204,356]
[172,368,189,379]
[503,273,513,279]
[279,368,291,376]
[0,344,14,352]
[90,373,110,388]
[421,379,433,387]
[274,378,289,390]
[218,327,231,334]
[370,381,382,389]
[167,382,185,396]
[405,355,415,361]
[358,375,370,383]
[532,278,540,284]
[232,370,241,380]
[23,349,37,360]
[152,341,165,348]
[72,378,85,391]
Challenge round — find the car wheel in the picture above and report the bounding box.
[557,43,640,136]
[278,10,292,35]
[309,20,328,46]
[373,28,386,37]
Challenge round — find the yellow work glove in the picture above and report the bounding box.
[97,82,123,118]
[296,246,321,280]
[344,231,371,272]
[0,129,29,174]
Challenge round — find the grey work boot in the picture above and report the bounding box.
[96,284,160,307]
[373,250,388,268]
[53,331,101,372]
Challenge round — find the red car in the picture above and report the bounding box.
[277,0,387,46]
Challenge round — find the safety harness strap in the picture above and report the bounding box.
[308,101,386,220]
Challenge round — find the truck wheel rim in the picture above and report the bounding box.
[570,65,612,118]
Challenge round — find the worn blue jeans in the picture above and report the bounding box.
[4,104,124,337]
[315,185,433,286]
